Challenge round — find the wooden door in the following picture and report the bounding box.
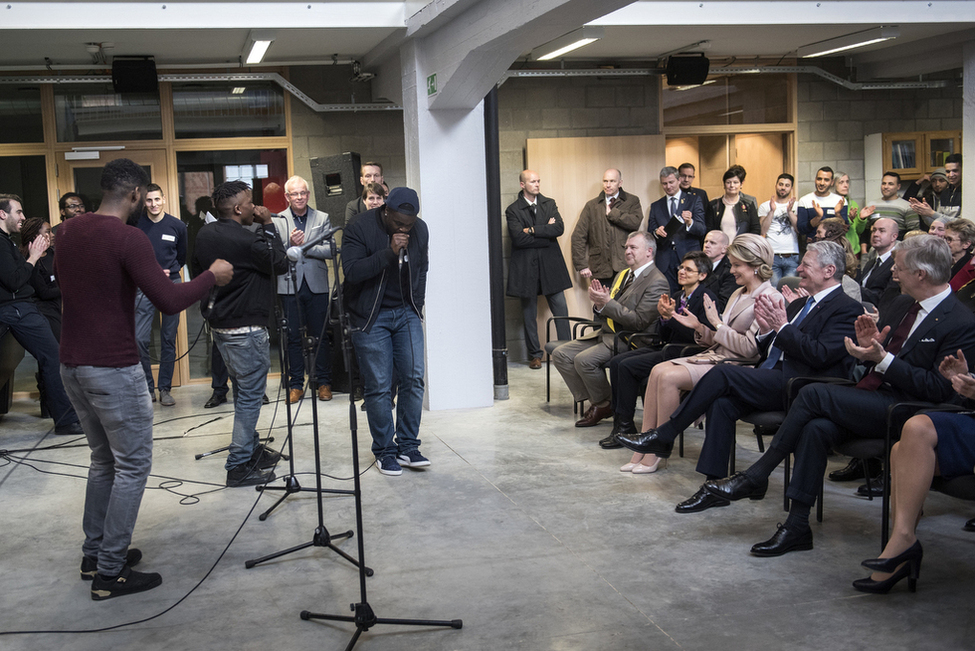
[734,133,787,204]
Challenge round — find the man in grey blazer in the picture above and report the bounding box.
[553,231,669,427]
[273,175,334,403]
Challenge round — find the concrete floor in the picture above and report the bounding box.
[0,364,972,650]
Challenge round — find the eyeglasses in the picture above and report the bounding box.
[677,266,700,274]
[287,191,309,198]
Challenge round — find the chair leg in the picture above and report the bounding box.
[730,441,736,474]
[546,356,551,403]
[783,455,791,513]
[678,430,684,458]
[756,432,765,453]
[817,479,824,523]
[861,459,874,502]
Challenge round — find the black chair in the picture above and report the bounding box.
[0,325,26,416]
[544,316,598,413]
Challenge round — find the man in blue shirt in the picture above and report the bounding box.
[135,183,187,406]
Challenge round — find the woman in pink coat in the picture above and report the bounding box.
[622,234,780,473]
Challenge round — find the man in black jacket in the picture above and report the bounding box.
[618,241,862,508]
[343,187,429,477]
[194,181,288,487]
[705,235,975,557]
[505,170,572,369]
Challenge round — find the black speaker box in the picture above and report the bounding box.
[310,151,362,230]
[112,56,159,94]
[665,55,710,86]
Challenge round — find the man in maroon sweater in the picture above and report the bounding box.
[55,159,232,601]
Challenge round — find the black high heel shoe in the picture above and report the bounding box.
[861,540,923,572]
[852,561,920,594]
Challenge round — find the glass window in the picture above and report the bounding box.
[663,74,790,127]
[53,83,162,142]
[176,149,289,382]
[0,155,49,221]
[0,85,44,143]
[172,82,286,139]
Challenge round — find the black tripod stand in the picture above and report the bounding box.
[245,239,369,574]
[298,231,462,649]
[255,258,329,521]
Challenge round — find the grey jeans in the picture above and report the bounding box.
[61,363,153,576]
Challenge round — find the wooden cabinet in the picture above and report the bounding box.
[881,130,961,178]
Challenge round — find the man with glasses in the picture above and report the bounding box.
[678,163,709,207]
[272,176,334,403]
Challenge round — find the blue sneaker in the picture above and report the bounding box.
[397,450,430,468]
[378,455,403,476]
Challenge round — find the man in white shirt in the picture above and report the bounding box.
[797,167,843,237]
[759,173,799,286]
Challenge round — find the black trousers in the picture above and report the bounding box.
[609,347,668,419]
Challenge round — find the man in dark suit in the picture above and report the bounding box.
[701,230,738,312]
[618,241,863,507]
[553,231,669,427]
[647,166,706,293]
[678,162,709,208]
[858,217,899,307]
[705,235,975,557]
[506,170,572,369]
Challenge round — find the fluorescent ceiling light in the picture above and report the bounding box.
[798,26,899,58]
[231,87,246,94]
[244,30,275,65]
[532,27,604,61]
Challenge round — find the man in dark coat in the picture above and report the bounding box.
[506,170,572,369]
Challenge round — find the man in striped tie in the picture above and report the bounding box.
[704,235,975,557]
[552,231,669,428]
[618,241,863,511]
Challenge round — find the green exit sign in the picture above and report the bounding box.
[427,73,437,96]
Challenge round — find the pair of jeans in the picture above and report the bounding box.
[771,254,799,287]
[61,363,153,576]
[0,302,78,428]
[520,291,569,359]
[352,306,424,459]
[212,327,270,470]
[134,278,181,393]
[281,280,332,389]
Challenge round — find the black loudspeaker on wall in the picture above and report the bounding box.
[112,56,159,94]
[665,55,710,86]
[309,152,362,395]
[310,151,362,230]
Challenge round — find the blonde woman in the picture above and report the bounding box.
[621,234,779,473]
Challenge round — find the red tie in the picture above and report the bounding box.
[856,302,921,391]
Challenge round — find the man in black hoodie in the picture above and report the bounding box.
[194,181,288,487]
[343,187,429,477]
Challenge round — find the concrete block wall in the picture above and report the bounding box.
[497,74,660,361]
[796,77,963,203]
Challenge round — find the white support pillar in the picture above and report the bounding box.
[963,42,975,221]
[401,40,494,411]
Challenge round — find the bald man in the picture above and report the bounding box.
[571,168,643,286]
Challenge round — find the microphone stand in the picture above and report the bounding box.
[299,235,462,649]
[246,231,366,573]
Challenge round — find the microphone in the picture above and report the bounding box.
[286,223,340,262]
[206,286,218,312]
[399,247,406,272]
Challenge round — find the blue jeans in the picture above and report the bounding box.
[0,302,78,428]
[135,278,181,392]
[281,280,332,389]
[61,363,153,576]
[213,327,270,470]
[352,307,424,459]
[772,254,799,287]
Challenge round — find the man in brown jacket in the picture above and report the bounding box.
[571,169,643,286]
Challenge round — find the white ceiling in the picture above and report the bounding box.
[3,1,975,80]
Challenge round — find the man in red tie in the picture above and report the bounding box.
[703,234,975,557]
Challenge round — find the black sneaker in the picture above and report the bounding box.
[81,548,143,581]
[226,464,276,487]
[250,444,283,469]
[55,421,85,436]
[377,456,403,476]
[90,566,162,601]
[397,450,430,468]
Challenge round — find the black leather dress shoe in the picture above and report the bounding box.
[704,472,768,502]
[750,523,813,557]
[599,434,622,449]
[857,475,885,498]
[964,517,975,532]
[204,392,228,409]
[675,486,730,514]
[829,458,881,482]
[616,429,674,457]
